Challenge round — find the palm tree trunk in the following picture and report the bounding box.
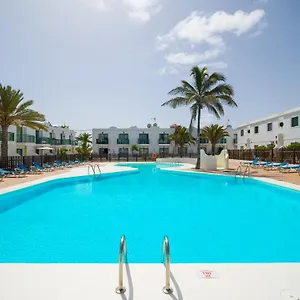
[1,126,9,157]
[212,144,215,156]
[180,145,183,158]
[195,107,201,169]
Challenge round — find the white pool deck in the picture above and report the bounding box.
[0,163,300,300]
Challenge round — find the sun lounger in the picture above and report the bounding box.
[33,162,50,172]
[17,163,40,174]
[240,157,259,166]
[279,164,300,173]
[263,162,287,170]
[55,160,72,168]
[0,168,26,177]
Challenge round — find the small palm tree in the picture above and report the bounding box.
[76,133,92,155]
[201,124,229,155]
[0,85,47,157]
[162,66,237,169]
[131,144,138,155]
[170,126,196,157]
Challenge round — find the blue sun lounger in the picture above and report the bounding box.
[279,164,300,173]
[240,157,259,166]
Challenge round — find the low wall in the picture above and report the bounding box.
[158,149,229,170]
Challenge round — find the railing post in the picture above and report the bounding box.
[293,148,296,164]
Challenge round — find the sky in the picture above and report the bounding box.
[0,0,299,132]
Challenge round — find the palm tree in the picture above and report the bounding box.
[201,124,229,155]
[0,85,47,157]
[162,66,237,169]
[170,126,196,157]
[76,133,92,155]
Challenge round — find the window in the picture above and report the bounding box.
[118,147,129,157]
[159,147,169,155]
[159,133,169,144]
[117,133,129,144]
[139,147,149,155]
[267,122,272,131]
[97,133,109,144]
[200,137,208,143]
[8,132,15,141]
[254,126,259,134]
[291,116,299,127]
[16,148,23,156]
[138,133,149,144]
[241,129,244,136]
[233,134,238,144]
[218,138,227,144]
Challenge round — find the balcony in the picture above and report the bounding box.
[36,137,51,144]
[96,138,109,145]
[36,138,78,146]
[138,138,149,145]
[117,138,129,145]
[16,134,36,143]
[0,132,15,142]
[158,139,170,145]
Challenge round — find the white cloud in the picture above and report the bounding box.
[165,49,222,65]
[85,0,111,11]
[84,0,163,22]
[157,9,266,46]
[123,0,162,22]
[157,66,179,76]
[249,21,268,38]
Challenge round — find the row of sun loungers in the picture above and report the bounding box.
[0,159,85,181]
[240,158,300,173]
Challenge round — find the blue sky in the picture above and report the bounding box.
[0,0,299,131]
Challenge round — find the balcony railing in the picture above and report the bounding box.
[36,138,78,146]
[138,138,149,144]
[96,138,109,145]
[158,139,170,144]
[16,134,36,143]
[117,138,129,145]
[0,132,15,142]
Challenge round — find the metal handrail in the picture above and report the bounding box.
[243,166,251,178]
[116,235,127,294]
[88,164,101,176]
[94,164,102,175]
[235,165,242,180]
[88,164,95,175]
[161,236,173,294]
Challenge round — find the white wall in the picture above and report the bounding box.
[236,108,300,149]
[92,126,237,155]
[93,127,175,155]
[0,124,76,156]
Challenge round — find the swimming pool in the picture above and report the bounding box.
[0,163,300,263]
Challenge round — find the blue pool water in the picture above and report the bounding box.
[0,163,300,263]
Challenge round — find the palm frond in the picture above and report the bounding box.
[161,97,188,108]
[190,66,207,94]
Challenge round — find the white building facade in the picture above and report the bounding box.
[92,125,236,156]
[1,124,77,156]
[235,107,300,149]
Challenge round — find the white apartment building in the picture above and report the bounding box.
[92,125,236,156]
[235,107,300,149]
[1,123,77,156]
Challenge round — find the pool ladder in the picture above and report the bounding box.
[115,235,173,295]
[88,164,101,176]
[235,165,251,180]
